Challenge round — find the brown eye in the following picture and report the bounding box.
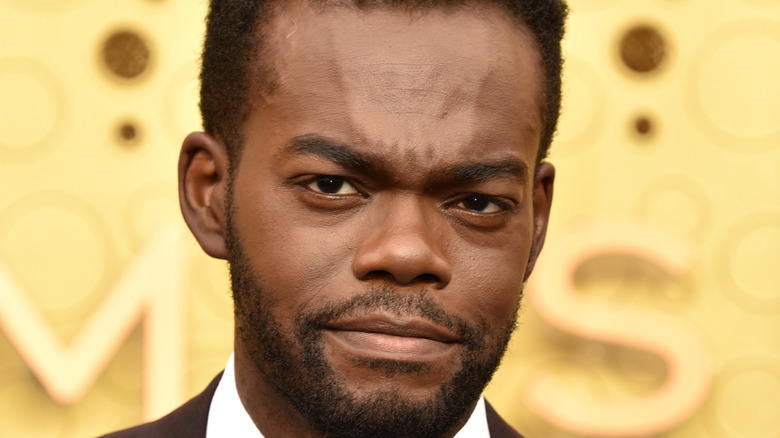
[458,195,505,214]
[306,176,359,195]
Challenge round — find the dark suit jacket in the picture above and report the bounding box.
[101,373,524,438]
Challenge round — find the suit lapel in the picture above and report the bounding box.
[485,401,525,438]
[100,372,222,438]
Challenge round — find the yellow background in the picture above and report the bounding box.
[0,0,778,437]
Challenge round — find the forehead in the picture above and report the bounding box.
[250,0,545,164]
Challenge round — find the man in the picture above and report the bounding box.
[104,0,567,436]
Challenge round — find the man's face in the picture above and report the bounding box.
[225,2,552,437]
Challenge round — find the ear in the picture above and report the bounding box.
[524,161,555,281]
[179,131,230,259]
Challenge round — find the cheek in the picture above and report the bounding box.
[233,191,356,309]
[447,228,532,326]
[465,259,525,324]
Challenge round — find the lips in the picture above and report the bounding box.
[323,314,460,360]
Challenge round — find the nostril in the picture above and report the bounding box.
[364,271,394,282]
[363,271,441,286]
[414,273,441,284]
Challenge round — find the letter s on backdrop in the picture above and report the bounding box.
[526,220,711,436]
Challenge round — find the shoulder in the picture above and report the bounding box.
[99,373,223,438]
[485,401,525,438]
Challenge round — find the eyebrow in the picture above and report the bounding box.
[286,134,383,174]
[285,133,528,186]
[444,160,528,186]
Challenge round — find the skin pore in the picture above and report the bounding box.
[179,1,554,437]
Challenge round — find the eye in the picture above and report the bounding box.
[306,176,360,196]
[456,194,509,214]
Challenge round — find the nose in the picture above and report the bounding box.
[352,196,452,288]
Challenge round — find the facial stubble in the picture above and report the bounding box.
[226,217,521,438]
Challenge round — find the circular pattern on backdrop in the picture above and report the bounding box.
[98,27,154,83]
[705,354,780,438]
[636,175,712,241]
[634,116,653,136]
[686,19,780,152]
[717,211,780,313]
[114,118,143,148]
[0,192,115,316]
[629,111,659,142]
[0,58,64,161]
[618,24,669,74]
[553,58,607,156]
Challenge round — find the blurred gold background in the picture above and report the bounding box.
[0,0,778,437]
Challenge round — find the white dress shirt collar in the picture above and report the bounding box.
[206,353,491,437]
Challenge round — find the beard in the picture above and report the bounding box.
[226,224,520,438]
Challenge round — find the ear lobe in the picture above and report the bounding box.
[524,161,555,281]
[179,131,230,259]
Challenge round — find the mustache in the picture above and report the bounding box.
[295,285,485,348]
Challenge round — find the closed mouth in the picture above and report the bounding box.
[323,313,460,359]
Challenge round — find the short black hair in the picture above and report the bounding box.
[199,0,568,167]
